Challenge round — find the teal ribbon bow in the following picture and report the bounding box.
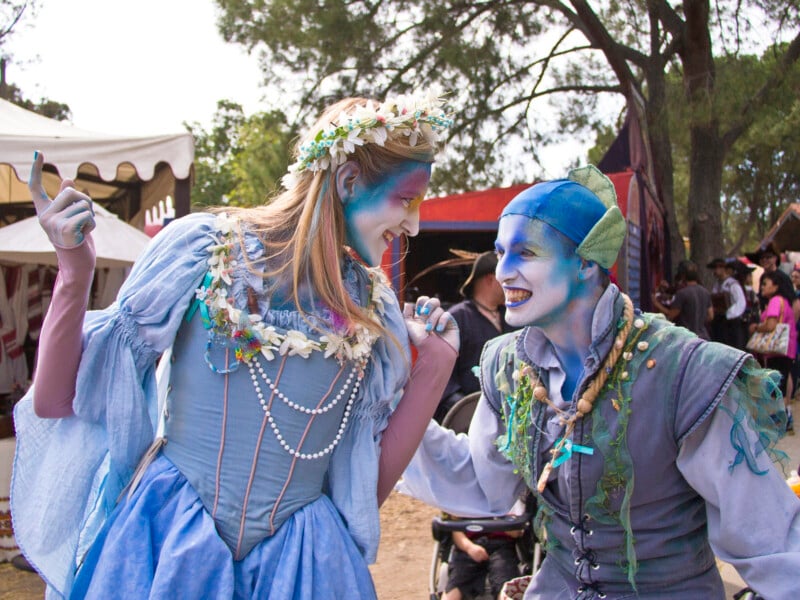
[552,437,594,468]
[185,272,214,328]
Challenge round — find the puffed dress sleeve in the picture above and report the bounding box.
[11,212,216,598]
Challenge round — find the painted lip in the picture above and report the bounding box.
[504,287,532,307]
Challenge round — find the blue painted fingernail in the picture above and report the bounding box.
[33,150,39,160]
[436,323,445,332]
[422,306,430,315]
[425,322,433,332]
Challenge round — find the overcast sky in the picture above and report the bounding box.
[6,0,266,136]
[5,0,593,179]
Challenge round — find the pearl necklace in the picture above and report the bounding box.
[247,357,362,460]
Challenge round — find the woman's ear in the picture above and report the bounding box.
[335,161,361,204]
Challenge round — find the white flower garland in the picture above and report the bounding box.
[195,213,390,372]
[282,89,453,189]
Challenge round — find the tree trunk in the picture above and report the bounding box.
[682,0,724,287]
[687,125,725,286]
[643,57,685,275]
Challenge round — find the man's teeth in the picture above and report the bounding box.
[505,289,532,303]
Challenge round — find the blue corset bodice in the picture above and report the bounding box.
[162,311,363,559]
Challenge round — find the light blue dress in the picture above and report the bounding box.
[12,213,411,599]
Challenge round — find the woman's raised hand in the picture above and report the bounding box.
[29,151,96,249]
[403,296,460,353]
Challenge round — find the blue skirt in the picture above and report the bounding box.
[69,456,377,599]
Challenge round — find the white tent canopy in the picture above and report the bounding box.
[0,204,152,269]
[0,98,194,227]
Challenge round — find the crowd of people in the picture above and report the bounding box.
[651,244,800,435]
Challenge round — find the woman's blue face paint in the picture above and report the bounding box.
[343,161,431,266]
[495,215,583,328]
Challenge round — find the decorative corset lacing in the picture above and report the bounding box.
[162,311,362,559]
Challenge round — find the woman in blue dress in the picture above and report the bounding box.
[12,90,459,599]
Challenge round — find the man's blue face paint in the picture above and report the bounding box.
[343,161,431,266]
[495,215,583,329]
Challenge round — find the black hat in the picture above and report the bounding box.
[706,257,727,269]
[724,258,754,279]
[745,241,781,263]
[460,251,498,298]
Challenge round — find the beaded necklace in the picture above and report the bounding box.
[499,294,653,492]
[532,294,635,491]
[189,214,392,376]
[187,214,392,461]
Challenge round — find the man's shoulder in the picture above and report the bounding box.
[677,283,710,299]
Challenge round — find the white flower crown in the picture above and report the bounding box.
[282,89,453,189]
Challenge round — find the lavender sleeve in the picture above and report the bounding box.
[677,391,800,599]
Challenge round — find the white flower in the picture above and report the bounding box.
[368,126,388,146]
[214,213,235,235]
[342,128,365,154]
[350,339,372,362]
[320,332,346,360]
[280,330,319,358]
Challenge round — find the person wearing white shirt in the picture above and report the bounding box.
[707,257,747,350]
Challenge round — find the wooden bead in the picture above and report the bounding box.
[533,385,548,401]
[537,463,553,493]
[646,358,656,368]
[577,398,593,414]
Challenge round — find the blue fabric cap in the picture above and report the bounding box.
[500,179,607,245]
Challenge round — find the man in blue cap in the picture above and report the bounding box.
[400,166,800,599]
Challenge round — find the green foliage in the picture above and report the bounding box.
[662,46,800,254]
[186,99,293,209]
[214,0,616,192]
[211,0,799,268]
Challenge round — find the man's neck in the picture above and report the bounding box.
[543,290,604,396]
[472,286,500,311]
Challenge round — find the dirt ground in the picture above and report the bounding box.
[2,429,798,599]
[0,491,438,600]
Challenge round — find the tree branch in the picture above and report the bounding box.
[722,31,800,151]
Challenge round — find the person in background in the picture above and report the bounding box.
[400,165,800,599]
[652,259,713,340]
[706,257,747,350]
[443,513,524,600]
[791,268,800,403]
[750,270,797,434]
[435,251,514,424]
[12,91,459,600]
[730,259,761,345]
[746,242,794,311]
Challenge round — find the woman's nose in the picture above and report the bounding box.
[403,207,420,237]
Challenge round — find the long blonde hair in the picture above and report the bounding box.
[218,97,439,340]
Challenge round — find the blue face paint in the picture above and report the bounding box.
[495,216,583,329]
[343,161,431,266]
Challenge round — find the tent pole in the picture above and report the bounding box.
[174,177,190,218]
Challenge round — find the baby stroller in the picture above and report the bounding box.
[428,392,543,600]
